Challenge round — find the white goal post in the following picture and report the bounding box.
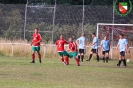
[97,23,133,59]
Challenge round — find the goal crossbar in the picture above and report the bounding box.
[97,23,133,37]
[97,23,133,26]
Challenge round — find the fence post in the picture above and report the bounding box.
[23,1,28,41]
[43,44,46,58]
[11,43,14,57]
[82,0,85,33]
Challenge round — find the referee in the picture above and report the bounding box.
[76,33,86,62]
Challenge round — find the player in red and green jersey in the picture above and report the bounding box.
[68,37,80,66]
[55,35,69,65]
[31,28,42,63]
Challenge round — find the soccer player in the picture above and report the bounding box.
[86,33,99,62]
[76,33,86,62]
[68,37,80,66]
[100,36,110,63]
[55,35,69,65]
[116,34,128,67]
[31,28,42,63]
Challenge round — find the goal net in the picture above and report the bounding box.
[97,23,133,60]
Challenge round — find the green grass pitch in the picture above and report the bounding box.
[0,57,133,88]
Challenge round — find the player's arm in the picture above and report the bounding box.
[64,40,69,44]
[125,44,129,53]
[116,44,119,49]
[84,39,86,48]
[55,40,58,45]
[31,34,34,45]
[125,39,129,53]
[100,41,103,51]
[31,40,34,46]
[91,38,97,46]
[67,44,71,52]
[108,41,110,51]
[91,42,96,46]
[116,44,119,52]
[55,42,57,45]
[32,40,40,45]
[127,45,130,53]
[76,39,79,46]
[67,48,70,52]
[108,43,110,51]
[37,39,41,43]
[34,37,42,45]
[38,35,42,43]
[116,40,120,52]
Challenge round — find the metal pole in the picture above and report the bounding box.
[52,0,56,43]
[96,24,99,38]
[111,0,115,59]
[96,24,99,54]
[82,0,85,33]
[11,43,14,57]
[112,0,115,23]
[23,0,28,41]
[43,44,46,58]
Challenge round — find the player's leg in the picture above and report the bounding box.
[81,53,84,62]
[78,49,81,62]
[86,49,93,61]
[117,52,122,67]
[123,58,127,67]
[75,57,80,66]
[81,49,84,62]
[121,52,126,67]
[31,46,35,63]
[96,54,99,62]
[105,51,109,63]
[58,52,65,64]
[69,52,80,66]
[95,49,99,62]
[102,51,105,62]
[37,52,41,63]
[78,53,81,62]
[73,52,80,66]
[64,56,69,65]
[36,46,41,63]
[60,57,64,63]
[64,51,69,65]
[61,56,66,65]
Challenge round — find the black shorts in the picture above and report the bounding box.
[79,49,85,54]
[102,50,109,55]
[91,49,98,54]
[120,51,125,56]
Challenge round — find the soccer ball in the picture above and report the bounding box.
[127,59,131,62]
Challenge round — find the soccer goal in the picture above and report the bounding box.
[97,23,133,59]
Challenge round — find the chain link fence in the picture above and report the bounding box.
[0,1,133,43]
[0,4,25,40]
[0,1,133,59]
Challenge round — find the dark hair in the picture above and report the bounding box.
[120,34,124,36]
[92,33,96,35]
[35,28,38,30]
[69,37,73,40]
[82,33,85,36]
[104,35,107,38]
